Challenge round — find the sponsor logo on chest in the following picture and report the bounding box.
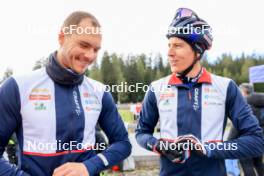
[73,90,81,116]
[203,87,224,106]
[193,88,199,111]
[82,92,101,112]
[29,88,51,110]
[29,88,51,101]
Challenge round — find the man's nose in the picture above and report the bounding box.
[168,46,174,56]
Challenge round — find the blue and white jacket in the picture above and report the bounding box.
[136,68,264,176]
[0,67,131,175]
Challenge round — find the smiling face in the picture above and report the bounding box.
[57,18,102,74]
[168,37,196,74]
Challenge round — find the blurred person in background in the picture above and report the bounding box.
[228,83,264,176]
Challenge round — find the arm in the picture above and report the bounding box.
[0,78,30,176]
[83,92,132,175]
[135,88,159,151]
[227,126,238,140]
[207,80,264,159]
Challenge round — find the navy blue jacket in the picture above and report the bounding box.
[0,68,131,176]
[136,68,264,176]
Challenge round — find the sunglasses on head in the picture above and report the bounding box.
[175,8,199,19]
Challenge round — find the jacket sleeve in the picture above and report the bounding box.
[0,78,30,176]
[83,91,132,175]
[135,87,159,151]
[207,80,264,159]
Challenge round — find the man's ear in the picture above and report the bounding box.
[58,29,65,46]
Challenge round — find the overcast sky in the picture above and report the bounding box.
[0,0,263,76]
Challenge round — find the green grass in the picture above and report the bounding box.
[118,109,134,123]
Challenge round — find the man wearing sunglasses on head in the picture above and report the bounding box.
[136,7,264,176]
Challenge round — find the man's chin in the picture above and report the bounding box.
[71,67,86,75]
[171,68,181,74]
[77,70,86,75]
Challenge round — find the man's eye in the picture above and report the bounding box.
[80,44,88,48]
[80,43,92,48]
[94,48,99,53]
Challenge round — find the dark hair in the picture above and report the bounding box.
[62,11,101,30]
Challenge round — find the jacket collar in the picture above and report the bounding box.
[168,68,212,85]
[46,51,84,86]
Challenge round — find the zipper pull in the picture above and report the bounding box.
[188,90,192,100]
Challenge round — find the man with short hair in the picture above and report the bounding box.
[136,8,264,176]
[0,11,131,176]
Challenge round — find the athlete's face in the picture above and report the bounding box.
[58,18,102,74]
[168,37,196,74]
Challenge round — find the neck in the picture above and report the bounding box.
[185,62,202,78]
[45,52,84,85]
[56,50,67,69]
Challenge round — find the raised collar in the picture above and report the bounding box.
[168,68,212,85]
